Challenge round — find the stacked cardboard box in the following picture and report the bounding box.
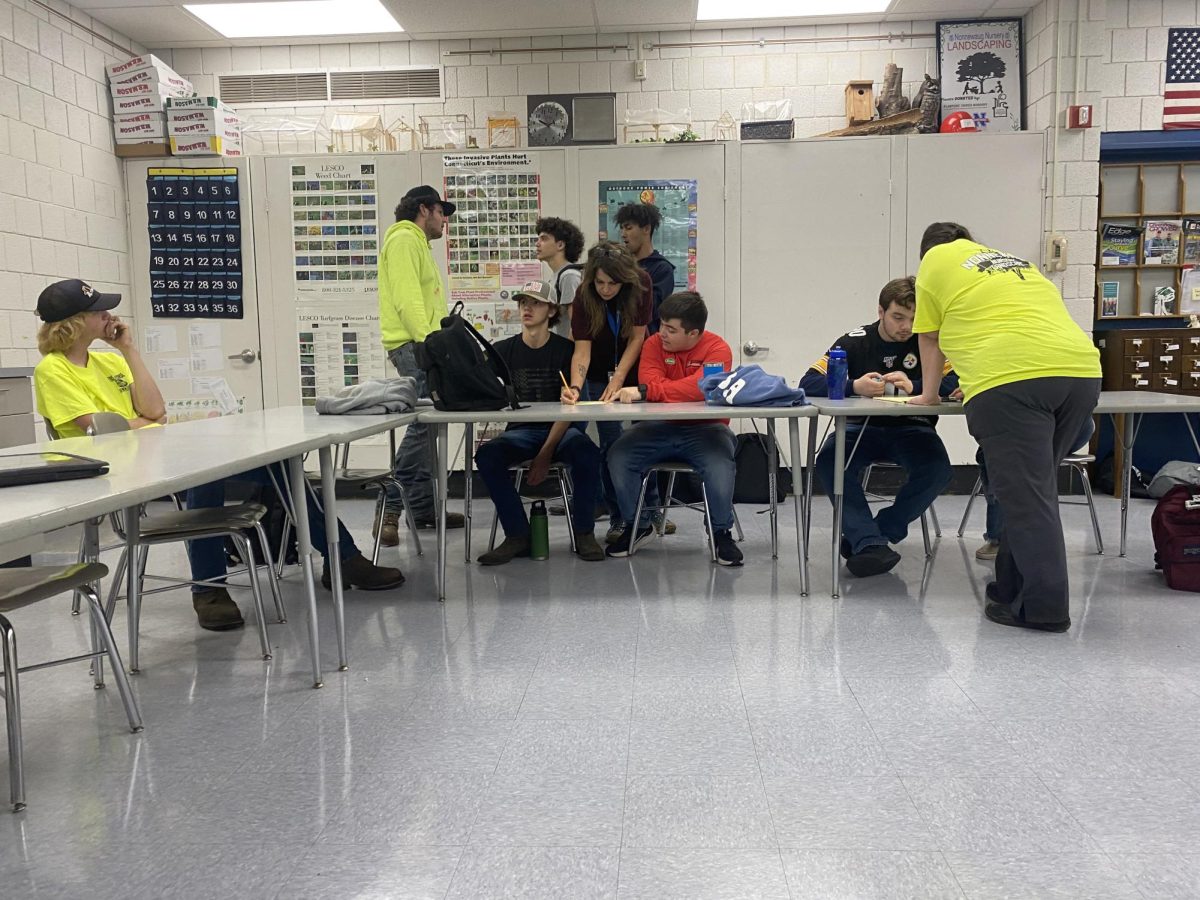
[167,97,244,157]
[108,55,193,157]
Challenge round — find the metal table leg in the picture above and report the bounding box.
[123,506,141,673]
[464,423,474,563]
[805,417,818,558]
[318,446,348,672]
[432,423,450,602]
[1116,411,1142,558]
[789,418,809,596]
[767,419,779,560]
[287,455,323,688]
[831,419,846,599]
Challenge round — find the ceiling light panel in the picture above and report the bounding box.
[697,0,891,19]
[184,0,403,38]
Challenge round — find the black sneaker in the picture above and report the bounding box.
[714,530,743,567]
[846,545,901,577]
[605,525,655,558]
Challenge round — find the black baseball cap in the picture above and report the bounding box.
[402,184,456,217]
[36,279,122,323]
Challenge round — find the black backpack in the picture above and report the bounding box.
[734,432,792,504]
[413,302,521,412]
[554,264,583,302]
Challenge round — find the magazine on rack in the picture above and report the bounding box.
[1143,219,1182,265]
[1099,223,1139,266]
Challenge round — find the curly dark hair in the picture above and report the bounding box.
[614,202,662,237]
[535,217,585,263]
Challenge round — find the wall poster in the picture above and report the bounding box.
[936,18,1025,132]
[147,167,243,319]
[290,159,379,295]
[443,152,542,340]
[598,179,697,292]
[296,309,387,407]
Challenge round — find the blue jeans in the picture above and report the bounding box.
[384,343,435,518]
[815,424,952,555]
[978,418,1095,542]
[609,422,737,532]
[475,426,601,538]
[185,465,358,590]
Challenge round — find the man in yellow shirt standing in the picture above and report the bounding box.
[378,184,465,544]
[910,222,1101,633]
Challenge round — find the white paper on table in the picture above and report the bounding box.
[156,357,189,380]
[144,325,178,353]
[188,322,222,349]
[189,348,224,373]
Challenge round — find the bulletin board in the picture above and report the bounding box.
[146,167,244,318]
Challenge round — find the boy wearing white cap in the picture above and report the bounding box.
[474,280,605,564]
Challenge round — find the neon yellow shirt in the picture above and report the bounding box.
[378,219,447,351]
[34,350,136,438]
[914,240,1100,403]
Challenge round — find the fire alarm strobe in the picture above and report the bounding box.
[1067,105,1093,128]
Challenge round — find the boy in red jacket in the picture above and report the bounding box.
[605,292,742,566]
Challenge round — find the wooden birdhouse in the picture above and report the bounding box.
[845,80,875,126]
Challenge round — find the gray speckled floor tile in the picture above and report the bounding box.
[1042,777,1200,853]
[1110,852,1200,900]
[495,718,629,776]
[944,851,1142,899]
[901,776,1100,853]
[869,717,1030,777]
[404,673,533,721]
[517,673,635,719]
[445,847,619,899]
[627,716,759,775]
[622,775,778,849]
[278,845,464,900]
[750,711,894,776]
[631,675,748,720]
[764,776,937,850]
[468,774,626,846]
[780,849,963,899]
[319,771,492,845]
[616,848,790,899]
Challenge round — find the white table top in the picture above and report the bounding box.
[416,401,817,424]
[809,397,965,417]
[1093,391,1200,414]
[0,407,415,545]
[813,391,1200,418]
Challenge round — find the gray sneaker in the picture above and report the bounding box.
[605,521,626,545]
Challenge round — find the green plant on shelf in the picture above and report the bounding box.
[666,128,700,142]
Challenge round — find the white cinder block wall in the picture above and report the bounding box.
[0,0,144,369]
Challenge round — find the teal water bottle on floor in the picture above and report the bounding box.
[530,500,550,560]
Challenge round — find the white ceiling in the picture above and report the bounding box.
[69,0,1037,51]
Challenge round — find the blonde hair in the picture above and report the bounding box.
[37,312,88,355]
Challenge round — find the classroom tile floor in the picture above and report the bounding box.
[3,492,1200,899]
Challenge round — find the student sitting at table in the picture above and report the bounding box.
[800,276,958,578]
[606,291,742,567]
[474,280,605,565]
[32,279,403,633]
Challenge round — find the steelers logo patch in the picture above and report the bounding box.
[903,353,918,369]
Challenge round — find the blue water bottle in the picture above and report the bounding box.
[827,346,848,400]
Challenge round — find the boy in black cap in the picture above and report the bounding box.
[32,279,403,633]
[474,279,605,565]
[377,184,465,546]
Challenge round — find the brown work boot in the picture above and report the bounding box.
[477,535,531,566]
[322,554,405,591]
[574,532,605,561]
[192,587,245,631]
[374,512,400,547]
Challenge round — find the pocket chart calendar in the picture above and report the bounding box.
[146,168,244,319]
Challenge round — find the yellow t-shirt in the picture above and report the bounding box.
[34,350,136,438]
[914,239,1101,403]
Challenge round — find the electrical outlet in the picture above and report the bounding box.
[633,60,647,80]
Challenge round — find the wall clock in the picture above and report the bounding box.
[526,93,616,146]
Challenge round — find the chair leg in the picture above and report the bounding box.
[957,476,984,538]
[920,511,933,558]
[370,493,386,565]
[397,483,423,556]
[0,614,25,811]
[275,512,291,579]
[658,471,678,533]
[232,535,272,661]
[252,522,288,623]
[1076,463,1105,555]
[928,504,942,538]
[127,545,149,674]
[558,471,577,552]
[80,586,142,734]
[732,506,745,543]
[629,474,651,558]
[700,482,718,562]
[103,549,129,623]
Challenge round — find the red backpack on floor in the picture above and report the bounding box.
[1151,485,1200,592]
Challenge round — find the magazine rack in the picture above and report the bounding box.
[1096,161,1200,321]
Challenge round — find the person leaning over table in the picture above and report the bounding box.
[559,241,666,545]
[908,223,1102,633]
[32,279,403,634]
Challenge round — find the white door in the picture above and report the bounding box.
[125,156,266,418]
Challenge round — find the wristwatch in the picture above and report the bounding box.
[638,384,648,401]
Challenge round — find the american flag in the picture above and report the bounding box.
[1164,27,1200,130]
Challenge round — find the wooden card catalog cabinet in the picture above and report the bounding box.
[1100,329,1200,394]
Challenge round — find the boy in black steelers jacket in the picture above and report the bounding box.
[800,276,959,578]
